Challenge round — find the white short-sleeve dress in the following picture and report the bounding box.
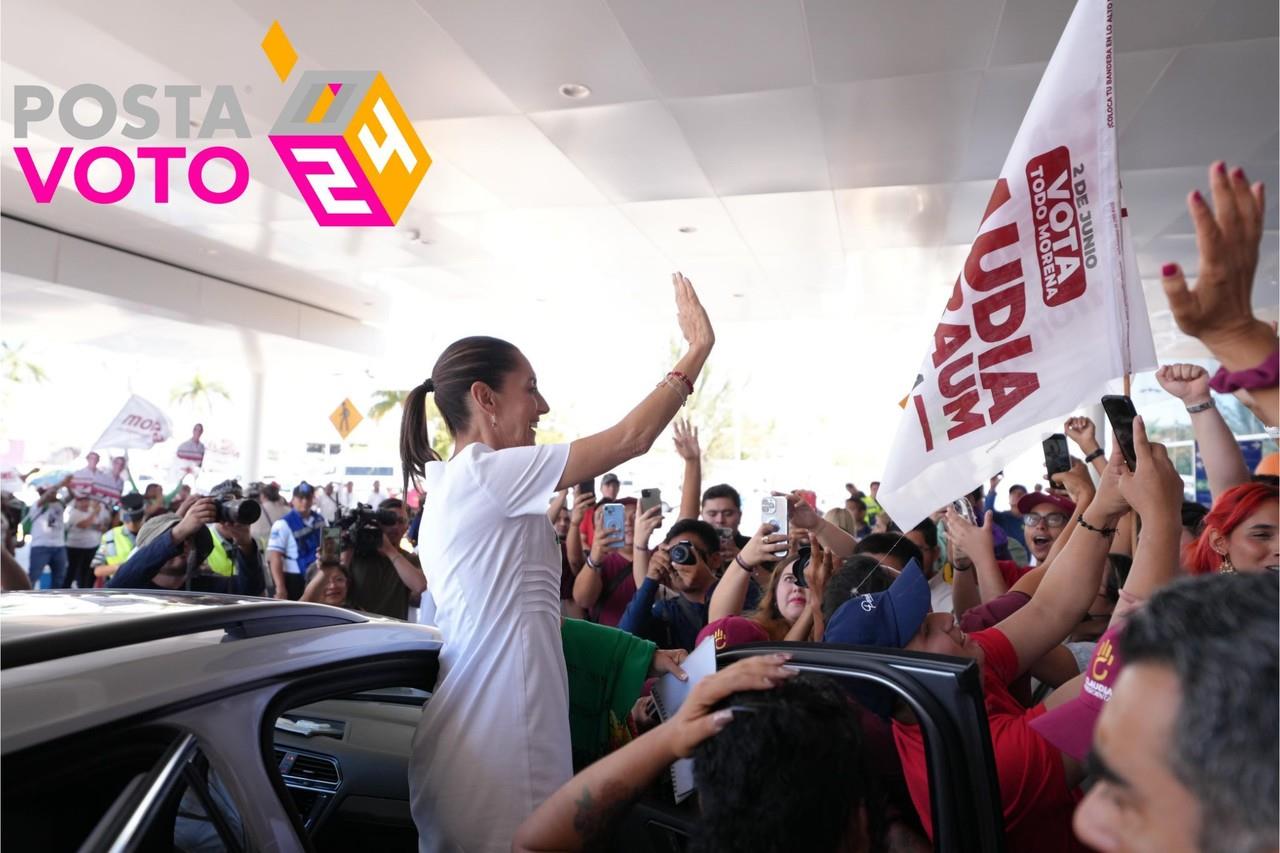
[409,442,571,853]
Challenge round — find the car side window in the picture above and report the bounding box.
[162,748,247,852]
[1,724,182,850]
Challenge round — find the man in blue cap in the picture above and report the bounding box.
[267,481,324,600]
[825,450,1129,853]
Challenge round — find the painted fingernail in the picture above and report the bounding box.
[1232,166,1247,181]
[1215,161,1228,175]
[1162,262,1178,277]
[712,709,734,726]
[772,653,792,661]
[782,665,802,674]
[1191,190,1204,205]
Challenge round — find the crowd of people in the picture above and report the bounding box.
[0,470,428,622]
[0,162,1276,853]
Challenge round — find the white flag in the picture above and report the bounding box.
[92,395,173,451]
[878,0,1156,531]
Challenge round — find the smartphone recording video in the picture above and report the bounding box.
[1043,433,1071,479]
[1101,395,1138,472]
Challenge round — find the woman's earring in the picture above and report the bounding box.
[1218,553,1237,574]
[491,415,497,428]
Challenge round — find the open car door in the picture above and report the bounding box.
[612,642,1007,853]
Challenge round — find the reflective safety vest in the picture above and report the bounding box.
[102,525,137,566]
[206,529,236,577]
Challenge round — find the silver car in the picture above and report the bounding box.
[1,590,442,852]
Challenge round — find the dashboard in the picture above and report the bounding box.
[272,690,428,850]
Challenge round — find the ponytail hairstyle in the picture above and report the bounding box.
[1185,482,1280,574]
[400,336,522,495]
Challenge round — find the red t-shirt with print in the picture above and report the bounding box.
[892,627,1087,852]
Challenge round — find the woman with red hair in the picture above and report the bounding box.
[1185,482,1279,574]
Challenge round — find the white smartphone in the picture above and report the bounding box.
[760,495,789,558]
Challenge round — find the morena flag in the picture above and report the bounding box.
[877,0,1156,531]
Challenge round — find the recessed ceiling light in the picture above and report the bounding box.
[732,292,745,298]
[559,83,591,99]
[677,225,697,234]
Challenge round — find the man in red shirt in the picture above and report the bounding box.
[825,455,1126,852]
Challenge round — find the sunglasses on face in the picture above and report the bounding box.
[1023,512,1069,528]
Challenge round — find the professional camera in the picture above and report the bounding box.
[668,539,701,566]
[333,503,399,558]
[208,480,262,525]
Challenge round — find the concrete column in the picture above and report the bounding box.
[244,370,265,482]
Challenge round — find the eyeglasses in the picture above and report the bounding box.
[1023,512,1069,528]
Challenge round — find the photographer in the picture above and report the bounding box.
[106,496,265,595]
[345,498,426,620]
[204,481,265,586]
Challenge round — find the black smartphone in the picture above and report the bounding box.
[1042,433,1071,479]
[576,479,594,496]
[1101,394,1138,472]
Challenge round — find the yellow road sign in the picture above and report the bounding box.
[330,398,363,440]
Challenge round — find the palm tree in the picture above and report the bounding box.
[369,389,451,458]
[368,389,410,421]
[170,373,231,412]
[0,342,47,384]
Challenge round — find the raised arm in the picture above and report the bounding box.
[545,488,568,523]
[672,418,702,521]
[782,492,856,559]
[1161,162,1277,427]
[1110,417,1185,611]
[1065,416,1106,476]
[572,506,623,612]
[631,505,663,590]
[708,523,784,622]
[1156,363,1250,498]
[996,453,1125,676]
[946,509,1007,604]
[565,489,593,573]
[558,274,714,490]
[513,655,795,853]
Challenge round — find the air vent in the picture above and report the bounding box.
[274,747,341,791]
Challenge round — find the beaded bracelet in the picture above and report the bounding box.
[668,370,695,395]
[1077,516,1117,536]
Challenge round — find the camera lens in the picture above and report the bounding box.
[218,498,261,525]
[669,541,697,566]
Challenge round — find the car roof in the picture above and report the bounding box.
[1,591,443,754]
[0,590,403,669]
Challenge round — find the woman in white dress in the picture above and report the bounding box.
[400,273,714,853]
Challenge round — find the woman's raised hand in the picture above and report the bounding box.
[673,272,714,352]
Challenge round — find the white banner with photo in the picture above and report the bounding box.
[878,0,1156,531]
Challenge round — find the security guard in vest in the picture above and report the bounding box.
[206,480,264,581]
[92,492,146,584]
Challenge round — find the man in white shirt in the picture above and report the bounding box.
[365,480,387,508]
[176,423,206,474]
[71,452,100,499]
[26,479,70,588]
[315,483,340,522]
[94,456,127,506]
[337,481,356,510]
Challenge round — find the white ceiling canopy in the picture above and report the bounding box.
[0,0,1275,365]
